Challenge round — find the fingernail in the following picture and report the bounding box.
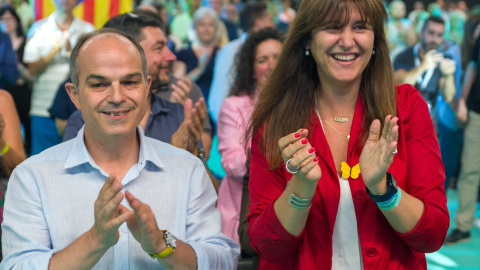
[301,128,306,132]
[301,138,308,144]
[313,157,320,162]
[308,147,315,153]
[294,132,301,138]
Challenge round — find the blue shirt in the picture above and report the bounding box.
[62,94,190,146]
[1,127,239,269]
[48,77,78,120]
[208,33,248,124]
[0,32,19,88]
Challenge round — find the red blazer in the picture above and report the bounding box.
[247,84,449,269]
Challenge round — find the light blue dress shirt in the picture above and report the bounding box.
[1,126,239,270]
[208,33,248,124]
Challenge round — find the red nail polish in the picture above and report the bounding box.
[301,138,308,144]
[313,157,320,162]
[301,128,306,132]
[294,132,301,138]
[308,147,315,153]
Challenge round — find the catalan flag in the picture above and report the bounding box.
[30,0,134,29]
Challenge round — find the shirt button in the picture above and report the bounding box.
[366,247,377,257]
[354,189,367,200]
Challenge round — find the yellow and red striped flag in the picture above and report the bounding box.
[30,0,134,29]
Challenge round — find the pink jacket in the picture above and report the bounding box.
[217,95,255,245]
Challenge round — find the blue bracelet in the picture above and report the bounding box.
[378,188,402,210]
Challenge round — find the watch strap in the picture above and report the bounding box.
[366,173,398,203]
[148,230,176,259]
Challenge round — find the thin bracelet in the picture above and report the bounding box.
[0,142,9,156]
[378,188,402,210]
[286,181,313,209]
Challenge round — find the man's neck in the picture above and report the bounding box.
[55,10,74,31]
[83,129,141,180]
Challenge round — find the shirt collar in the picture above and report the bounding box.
[64,126,164,171]
[150,94,171,116]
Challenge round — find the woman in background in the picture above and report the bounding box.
[173,7,220,100]
[217,28,283,245]
[0,6,34,153]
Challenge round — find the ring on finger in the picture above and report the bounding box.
[286,158,300,174]
[392,149,398,155]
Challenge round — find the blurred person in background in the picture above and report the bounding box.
[217,27,282,245]
[444,32,480,246]
[24,0,94,155]
[394,16,462,191]
[386,0,416,60]
[277,0,296,33]
[209,1,273,125]
[0,6,34,154]
[0,90,25,178]
[220,2,240,41]
[407,1,425,23]
[174,7,220,100]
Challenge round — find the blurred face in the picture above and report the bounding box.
[309,8,374,87]
[421,21,445,51]
[256,11,274,30]
[195,15,216,44]
[390,1,406,19]
[66,35,151,142]
[254,39,282,89]
[208,0,222,13]
[54,0,78,13]
[139,26,176,88]
[0,11,17,35]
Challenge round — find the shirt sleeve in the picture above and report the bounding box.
[246,132,305,261]
[184,159,240,268]
[0,166,55,269]
[0,34,19,86]
[393,85,450,252]
[23,26,52,64]
[49,79,74,119]
[471,38,479,64]
[217,98,248,181]
[62,111,84,142]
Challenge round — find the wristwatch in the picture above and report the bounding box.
[197,148,207,166]
[149,230,177,259]
[366,172,398,202]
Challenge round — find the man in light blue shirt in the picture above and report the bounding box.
[1,28,239,269]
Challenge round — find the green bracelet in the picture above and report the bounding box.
[288,193,313,209]
[377,188,402,210]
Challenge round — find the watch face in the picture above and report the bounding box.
[166,232,177,248]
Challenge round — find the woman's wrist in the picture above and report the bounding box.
[366,174,389,195]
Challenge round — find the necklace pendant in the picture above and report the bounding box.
[334,117,349,123]
[347,135,350,141]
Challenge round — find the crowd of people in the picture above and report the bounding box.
[0,0,479,269]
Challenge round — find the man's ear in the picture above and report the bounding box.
[146,75,152,96]
[65,82,81,110]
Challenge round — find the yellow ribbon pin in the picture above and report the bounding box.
[341,162,361,179]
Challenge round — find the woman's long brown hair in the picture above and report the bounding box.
[246,0,397,169]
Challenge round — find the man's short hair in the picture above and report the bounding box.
[422,16,445,32]
[239,1,268,32]
[103,10,166,42]
[69,28,148,88]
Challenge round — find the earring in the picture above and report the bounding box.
[372,47,375,55]
[305,49,310,56]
